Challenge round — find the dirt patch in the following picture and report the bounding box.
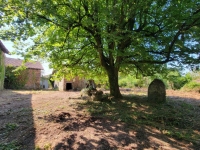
[0,89,200,150]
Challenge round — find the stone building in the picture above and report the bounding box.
[5,57,43,89]
[55,76,87,91]
[0,41,9,90]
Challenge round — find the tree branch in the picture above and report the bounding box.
[127,58,174,65]
[36,14,68,30]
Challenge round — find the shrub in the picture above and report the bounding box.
[173,76,188,90]
[134,79,145,88]
[181,81,200,92]
[4,66,28,89]
[119,79,127,87]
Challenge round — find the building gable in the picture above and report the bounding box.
[5,57,43,70]
[4,57,44,89]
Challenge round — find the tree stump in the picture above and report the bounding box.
[148,79,166,103]
[81,79,103,101]
[81,88,92,97]
[91,90,103,101]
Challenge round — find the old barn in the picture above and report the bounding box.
[5,57,43,89]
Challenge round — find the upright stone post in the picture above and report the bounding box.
[148,79,166,103]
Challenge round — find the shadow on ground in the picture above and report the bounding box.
[1,89,199,149]
[0,90,35,150]
[47,91,200,149]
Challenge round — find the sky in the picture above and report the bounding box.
[2,40,53,76]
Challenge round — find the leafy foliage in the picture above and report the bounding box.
[0,51,5,90]
[1,123,20,150]
[0,0,200,97]
[118,69,200,91]
[0,142,21,150]
[119,75,149,88]
[165,70,190,89]
[4,66,28,89]
[5,123,18,132]
[182,81,200,92]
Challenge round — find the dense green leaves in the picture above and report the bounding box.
[0,0,199,97]
[4,66,28,89]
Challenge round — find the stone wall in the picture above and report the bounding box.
[56,76,87,91]
[72,77,87,90]
[24,69,41,89]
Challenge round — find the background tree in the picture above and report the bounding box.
[0,0,199,98]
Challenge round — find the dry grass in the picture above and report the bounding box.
[0,89,200,150]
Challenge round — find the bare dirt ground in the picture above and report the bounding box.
[0,89,200,150]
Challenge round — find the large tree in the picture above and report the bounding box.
[0,0,199,98]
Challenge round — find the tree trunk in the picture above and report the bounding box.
[106,67,122,99]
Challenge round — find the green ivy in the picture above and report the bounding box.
[4,66,28,89]
[0,52,5,90]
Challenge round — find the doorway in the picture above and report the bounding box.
[66,83,72,90]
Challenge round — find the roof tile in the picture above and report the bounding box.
[5,57,44,70]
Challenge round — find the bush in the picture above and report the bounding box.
[119,75,135,88]
[4,66,28,89]
[181,81,200,92]
[165,70,191,90]
[134,79,144,88]
[173,76,188,90]
[119,79,127,87]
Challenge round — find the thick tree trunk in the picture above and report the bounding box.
[106,67,122,99]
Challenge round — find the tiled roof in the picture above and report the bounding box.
[0,40,9,54]
[5,57,44,70]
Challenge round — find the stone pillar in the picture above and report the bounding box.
[148,79,166,103]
